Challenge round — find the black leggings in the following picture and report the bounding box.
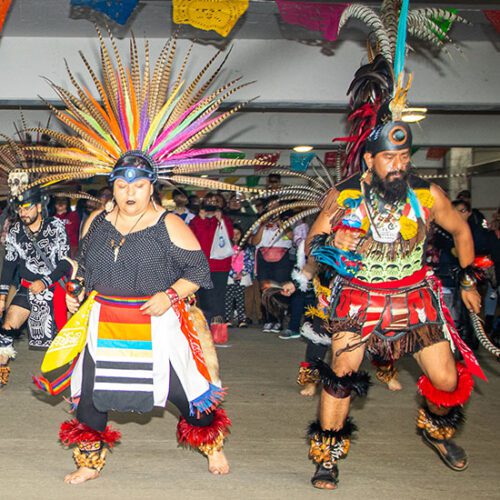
[197,271,229,324]
[77,348,214,432]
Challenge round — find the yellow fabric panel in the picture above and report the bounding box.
[41,291,97,373]
[98,322,151,341]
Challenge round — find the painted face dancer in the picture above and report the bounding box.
[305,118,483,489]
[17,30,270,484]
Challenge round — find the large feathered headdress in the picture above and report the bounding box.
[0,116,100,207]
[18,29,270,193]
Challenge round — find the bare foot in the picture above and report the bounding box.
[312,481,337,490]
[207,449,230,475]
[300,383,317,397]
[386,378,403,391]
[64,467,100,484]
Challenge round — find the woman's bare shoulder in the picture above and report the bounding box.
[164,213,201,251]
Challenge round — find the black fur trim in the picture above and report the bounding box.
[0,327,23,340]
[312,359,371,397]
[423,406,465,430]
[307,417,357,441]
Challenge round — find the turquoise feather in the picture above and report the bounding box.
[394,0,410,80]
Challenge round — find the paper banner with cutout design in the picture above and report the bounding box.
[246,175,260,188]
[290,152,315,172]
[254,152,280,172]
[484,10,500,34]
[173,0,249,37]
[276,1,349,41]
[70,0,139,25]
[0,0,12,33]
[220,152,245,173]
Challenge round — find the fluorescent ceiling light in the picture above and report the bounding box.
[293,145,313,153]
[401,107,427,123]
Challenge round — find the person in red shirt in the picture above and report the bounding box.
[54,197,81,258]
[190,192,234,324]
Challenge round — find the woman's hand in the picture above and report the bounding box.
[66,288,85,314]
[140,292,172,316]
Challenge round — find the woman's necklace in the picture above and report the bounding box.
[110,209,148,262]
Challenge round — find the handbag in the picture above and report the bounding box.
[209,220,234,260]
[210,322,228,344]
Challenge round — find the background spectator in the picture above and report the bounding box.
[456,190,488,229]
[77,188,99,234]
[53,196,80,257]
[266,173,281,191]
[279,218,313,340]
[172,187,195,224]
[252,196,293,333]
[225,193,257,233]
[188,194,200,215]
[190,192,234,324]
[225,224,254,328]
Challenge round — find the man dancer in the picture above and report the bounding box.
[0,186,70,386]
[306,120,482,489]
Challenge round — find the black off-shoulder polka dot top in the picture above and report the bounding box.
[76,211,212,296]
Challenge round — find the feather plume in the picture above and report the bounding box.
[10,30,266,197]
[338,2,470,63]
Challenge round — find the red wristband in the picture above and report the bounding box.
[332,224,366,235]
[165,288,180,306]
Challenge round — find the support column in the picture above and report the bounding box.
[445,148,472,199]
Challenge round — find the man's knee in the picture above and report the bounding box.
[428,370,458,393]
[331,353,363,377]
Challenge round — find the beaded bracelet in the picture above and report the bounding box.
[165,287,180,306]
[458,266,477,290]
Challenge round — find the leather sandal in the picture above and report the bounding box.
[311,462,339,489]
[422,430,469,471]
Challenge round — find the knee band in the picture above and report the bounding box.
[312,359,371,398]
[417,362,473,407]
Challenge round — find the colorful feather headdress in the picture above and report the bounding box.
[18,29,270,193]
[0,117,98,206]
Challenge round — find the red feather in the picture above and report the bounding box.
[177,408,231,448]
[417,362,474,407]
[59,419,121,447]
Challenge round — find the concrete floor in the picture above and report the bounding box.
[0,328,499,500]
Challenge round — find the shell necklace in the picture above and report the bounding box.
[110,209,148,262]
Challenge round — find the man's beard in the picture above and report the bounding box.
[371,169,409,204]
[20,213,39,226]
